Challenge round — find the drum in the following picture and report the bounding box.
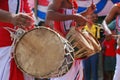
[82,30,101,53]
[13,26,74,78]
[66,27,95,59]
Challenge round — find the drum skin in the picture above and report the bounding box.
[14,27,67,78]
[82,30,101,53]
[66,27,95,59]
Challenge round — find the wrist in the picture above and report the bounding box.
[10,13,16,25]
[72,14,81,21]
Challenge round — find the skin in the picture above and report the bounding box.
[45,0,96,26]
[85,14,94,28]
[34,0,38,19]
[0,9,34,29]
[103,3,120,38]
[92,13,98,23]
[105,3,120,24]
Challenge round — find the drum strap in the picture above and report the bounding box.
[3,27,25,54]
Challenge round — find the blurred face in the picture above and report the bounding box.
[86,14,93,22]
[85,14,93,25]
[92,13,98,23]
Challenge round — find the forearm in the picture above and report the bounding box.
[46,11,76,21]
[81,11,89,17]
[0,9,13,23]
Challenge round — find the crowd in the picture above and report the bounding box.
[0,0,120,80]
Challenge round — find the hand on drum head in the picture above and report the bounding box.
[11,13,34,29]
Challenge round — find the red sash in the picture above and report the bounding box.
[9,58,24,80]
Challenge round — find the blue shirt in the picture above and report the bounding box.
[108,20,120,34]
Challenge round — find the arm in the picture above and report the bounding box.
[105,5,120,24]
[0,9,14,23]
[81,3,96,16]
[102,4,120,35]
[0,9,34,28]
[46,0,75,21]
[34,0,38,19]
[45,0,90,26]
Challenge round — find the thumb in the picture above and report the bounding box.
[27,13,33,17]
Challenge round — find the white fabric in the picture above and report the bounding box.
[24,73,34,80]
[0,46,34,80]
[102,20,112,35]
[50,60,83,80]
[113,53,120,80]
[0,46,12,80]
[64,9,73,30]
[8,0,19,13]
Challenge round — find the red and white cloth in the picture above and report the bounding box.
[50,1,84,79]
[50,60,83,80]
[0,0,34,80]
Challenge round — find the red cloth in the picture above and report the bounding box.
[102,38,116,57]
[9,58,24,80]
[116,48,120,55]
[69,0,78,9]
[0,0,32,47]
[54,9,76,37]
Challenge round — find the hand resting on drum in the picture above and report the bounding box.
[11,13,34,29]
[0,9,34,29]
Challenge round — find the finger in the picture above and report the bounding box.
[19,17,34,26]
[20,14,34,22]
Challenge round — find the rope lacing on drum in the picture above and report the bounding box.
[3,27,25,58]
[56,34,75,77]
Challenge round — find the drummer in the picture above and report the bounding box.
[0,1,34,80]
[45,0,96,80]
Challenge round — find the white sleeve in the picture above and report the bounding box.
[102,20,112,35]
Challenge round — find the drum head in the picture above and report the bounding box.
[14,27,65,78]
[87,32,101,53]
[66,27,94,59]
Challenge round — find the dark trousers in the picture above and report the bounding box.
[82,53,99,80]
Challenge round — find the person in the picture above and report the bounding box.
[92,13,105,80]
[45,0,96,80]
[81,13,101,80]
[102,35,116,80]
[0,0,34,80]
[103,2,120,80]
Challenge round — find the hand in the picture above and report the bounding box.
[74,14,93,26]
[11,13,34,29]
[86,3,96,15]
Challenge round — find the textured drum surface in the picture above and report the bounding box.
[14,27,65,78]
[66,27,94,59]
[82,31,101,53]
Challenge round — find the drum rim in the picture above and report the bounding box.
[13,27,66,77]
[67,27,94,50]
